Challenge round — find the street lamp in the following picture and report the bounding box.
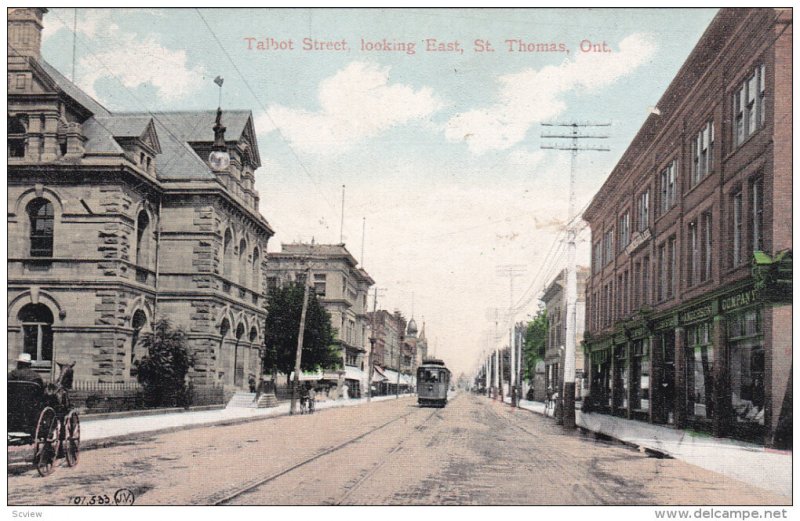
[209,107,231,172]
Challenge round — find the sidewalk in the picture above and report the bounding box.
[496,395,792,499]
[79,393,412,448]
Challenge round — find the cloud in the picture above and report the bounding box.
[77,34,205,103]
[445,33,657,154]
[255,61,445,154]
[43,9,203,104]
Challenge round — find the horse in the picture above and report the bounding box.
[44,362,75,412]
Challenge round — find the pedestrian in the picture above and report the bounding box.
[248,374,256,393]
[307,385,316,413]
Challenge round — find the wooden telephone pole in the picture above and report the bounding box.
[290,268,311,415]
[541,121,610,428]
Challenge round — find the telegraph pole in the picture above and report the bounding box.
[541,121,610,428]
[367,286,386,402]
[291,267,311,415]
[497,265,526,405]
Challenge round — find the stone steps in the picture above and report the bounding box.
[225,391,279,409]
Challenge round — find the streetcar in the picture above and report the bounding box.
[416,358,451,408]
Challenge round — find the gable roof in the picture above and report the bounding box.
[37,59,110,117]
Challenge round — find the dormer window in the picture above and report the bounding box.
[8,116,26,158]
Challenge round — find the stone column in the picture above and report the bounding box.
[674,326,687,428]
[40,113,59,162]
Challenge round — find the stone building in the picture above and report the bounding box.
[266,243,374,397]
[7,8,273,388]
[582,8,791,448]
[542,267,589,399]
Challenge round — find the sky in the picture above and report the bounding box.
[41,7,718,378]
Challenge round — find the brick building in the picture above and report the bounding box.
[367,310,417,393]
[266,243,374,397]
[582,8,791,448]
[7,8,273,388]
[542,267,589,399]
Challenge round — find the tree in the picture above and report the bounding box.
[136,318,195,407]
[522,308,548,382]
[263,282,339,385]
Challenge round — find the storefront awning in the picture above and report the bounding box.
[382,368,400,382]
[344,366,366,382]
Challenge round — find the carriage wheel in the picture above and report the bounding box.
[64,411,81,467]
[33,407,60,477]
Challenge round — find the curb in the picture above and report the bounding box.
[79,394,417,451]
[490,395,673,459]
[82,404,225,421]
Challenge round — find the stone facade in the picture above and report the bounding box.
[266,243,374,396]
[7,8,274,388]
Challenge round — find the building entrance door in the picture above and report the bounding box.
[660,332,675,425]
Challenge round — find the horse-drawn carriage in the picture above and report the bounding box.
[8,364,81,477]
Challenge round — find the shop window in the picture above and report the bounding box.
[631,338,650,413]
[686,323,713,420]
[27,198,54,257]
[19,303,54,367]
[728,308,764,427]
[613,345,628,410]
[591,351,612,409]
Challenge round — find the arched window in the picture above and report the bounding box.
[27,198,54,257]
[234,323,246,386]
[8,116,26,158]
[238,238,248,286]
[223,229,233,280]
[130,310,147,375]
[236,323,245,342]
[18,303,54,365]
[136,210,150,267]
[249,326,258,344]
[252,247,260,292]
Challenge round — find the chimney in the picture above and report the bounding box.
[8,8,48,60]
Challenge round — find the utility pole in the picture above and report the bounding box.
[497,265,526,405]
[291,267,311,415]
[541,121,610,428]
[339,185,346,244]
[367,287,386,402]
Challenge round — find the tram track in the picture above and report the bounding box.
[206,404,441,505]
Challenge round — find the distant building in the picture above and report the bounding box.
[582,9,791,448]
[266,243,373,397]
[367,310,416,394]
[542,267,589,399]
[7,8,272,389]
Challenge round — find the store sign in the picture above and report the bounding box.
[721,288,758,312]
[629,326,647,338]
[654,315,677,330]
[680,304,713,324]
[625,228,652,256]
